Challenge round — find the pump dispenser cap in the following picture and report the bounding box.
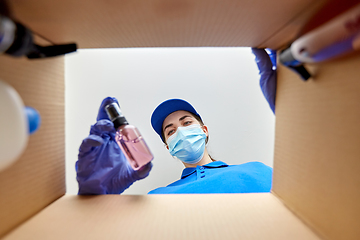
[105,102,128,129]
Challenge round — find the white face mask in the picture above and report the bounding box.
[167,124,207,164]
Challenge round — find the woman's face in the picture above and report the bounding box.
[162,110,208,144]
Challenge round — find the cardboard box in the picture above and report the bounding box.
[1,0,359,239]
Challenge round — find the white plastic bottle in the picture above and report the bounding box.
[0,79,41,171]
[0,79,28,171]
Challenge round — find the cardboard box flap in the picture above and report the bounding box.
[9,0,326,49]
[273,52,360,240]
[0,56,65,237]
[3,194,322,240]
[2,1,360,239]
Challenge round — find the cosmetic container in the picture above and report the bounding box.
[105,102,153,170]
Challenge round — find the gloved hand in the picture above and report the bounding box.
[76,97,153,195]
[251,48,277,114]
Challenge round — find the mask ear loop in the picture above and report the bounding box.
[200,124,215,161]
[200,125,209,145]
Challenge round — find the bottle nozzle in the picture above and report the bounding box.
[105,102,128,128]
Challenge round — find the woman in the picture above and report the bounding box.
[76,48,276,195]
[76,97,272,194]
[148,98,272,194]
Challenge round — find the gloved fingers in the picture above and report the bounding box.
[135,162,153,179]
[90,119,116,136]
[78,134,104,156]
[266,49,277,69]
[97,97,120,121]
[251,48,273,72]
[260,72,276,114]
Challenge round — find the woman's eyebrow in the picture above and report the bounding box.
[163,115,191,132]
[163,123,173,132]
[179,115,191,121]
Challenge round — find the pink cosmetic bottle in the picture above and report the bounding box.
[105,102,153,170]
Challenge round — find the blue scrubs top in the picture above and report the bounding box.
[148,161,272,194]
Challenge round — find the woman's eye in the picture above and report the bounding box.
[167,130,175,136]
[184,121,192,126]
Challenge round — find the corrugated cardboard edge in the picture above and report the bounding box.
[271,191,328,240]
[258,0,327,49]
[0,56,66,237]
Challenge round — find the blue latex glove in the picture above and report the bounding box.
[251,48,277,114]
[76,97,153,195]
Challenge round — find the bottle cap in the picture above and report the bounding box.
[25,106,41,134]
[105,102,128,129]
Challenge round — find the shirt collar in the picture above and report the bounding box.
[181,161,228,179]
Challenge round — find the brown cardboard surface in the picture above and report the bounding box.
[298,0,360,36]
[4,193,321,240]
[258,0,326,49]
[9,0,325,50]
[261,0,359,49]
[273,52,360,240]
[2,0,358,239]
[0,56,65,237]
